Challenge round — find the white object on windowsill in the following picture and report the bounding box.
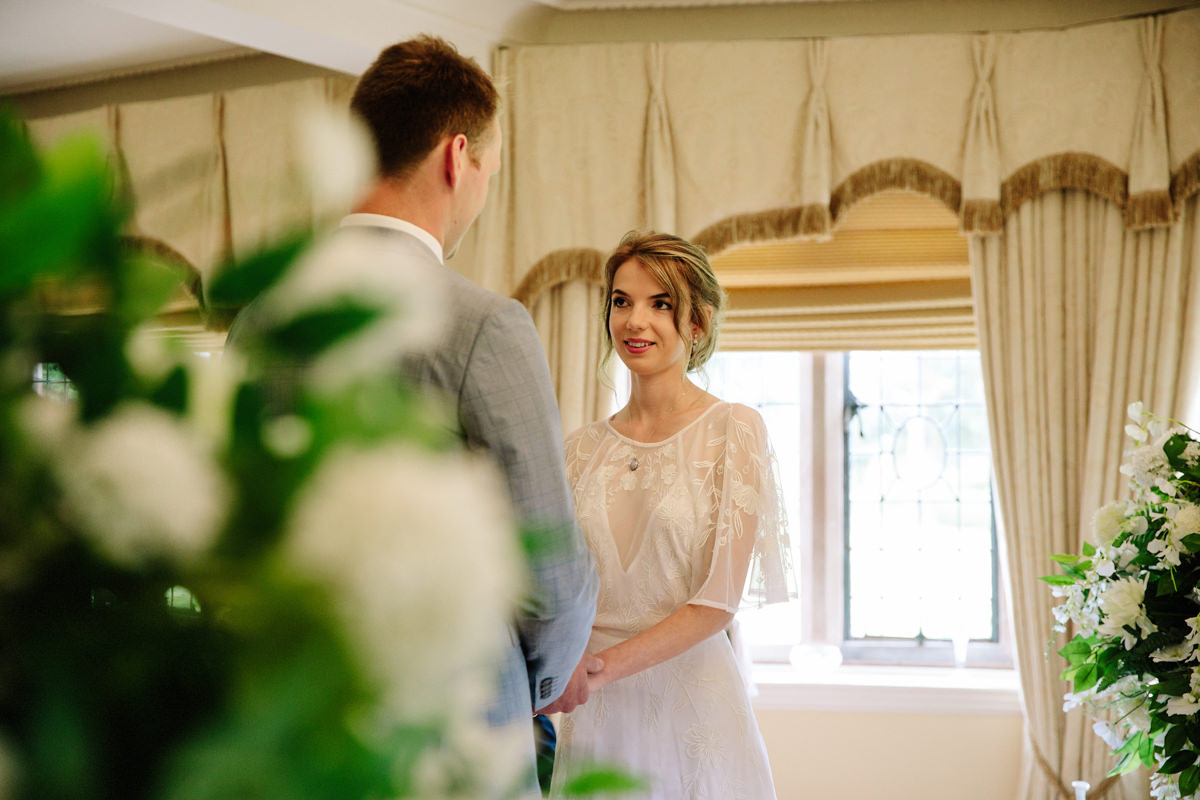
[1072,781,1090,800]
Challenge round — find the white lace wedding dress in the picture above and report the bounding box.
[549,402,791,800]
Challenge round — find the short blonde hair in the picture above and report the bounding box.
[601,231,725,373]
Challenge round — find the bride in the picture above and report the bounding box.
[545,231,793,799]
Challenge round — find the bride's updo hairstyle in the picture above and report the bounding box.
[601,231,726,373]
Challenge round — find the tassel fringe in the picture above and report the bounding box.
[511,248,604,307]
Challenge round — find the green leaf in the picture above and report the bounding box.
[205,233,311,308]
[1138,731,1156,767]
[0,135,115,296]
[1082,541,1097,557]
[1072,663,1099,693]
[1039,574,1077,586]
[1058,637,1093,666]
[1115,731,1144,756]
[1165,725,1189,754]
[0,104,41,212]
[1180,765,1200,797]
[263,302,384,361]
[1107,750,1142,777]
[561,766,648,796]
[1159,750,1197,775]
[115,249,185,326]
[1049,553,1082,566]
[1182,534,1200,554]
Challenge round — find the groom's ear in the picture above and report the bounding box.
[443,133,470,188]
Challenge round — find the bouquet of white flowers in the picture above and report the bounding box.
[1047,403,1200,800]
[0,104,572,800]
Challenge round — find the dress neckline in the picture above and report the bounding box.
[603,400,727,447]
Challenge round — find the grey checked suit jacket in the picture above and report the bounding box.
[229,225,597,728]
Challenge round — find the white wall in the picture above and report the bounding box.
[758,708,1022,800]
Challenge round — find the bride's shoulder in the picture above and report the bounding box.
[564,419,610,453]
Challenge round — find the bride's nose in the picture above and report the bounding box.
[625,304,649,331]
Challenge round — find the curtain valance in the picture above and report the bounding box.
[474,8,1200,296]
[24,76,354,282]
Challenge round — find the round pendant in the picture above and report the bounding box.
[629,457,639,471]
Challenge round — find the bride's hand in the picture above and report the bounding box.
[536,655,604,715]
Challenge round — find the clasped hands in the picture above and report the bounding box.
[535,654,605,715]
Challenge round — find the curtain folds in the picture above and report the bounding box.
[960,34,1002,234]
[642,43,677,233]
[530,281,611,436]
[797,39,832,239]
[969,191,1196,800]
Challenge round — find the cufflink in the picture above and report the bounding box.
[539,677,553,700]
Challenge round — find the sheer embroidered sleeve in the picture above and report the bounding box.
[690,404,796,613]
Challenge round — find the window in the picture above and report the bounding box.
[703,350,1009,668]
[32,362,77,401]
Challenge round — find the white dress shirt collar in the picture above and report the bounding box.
[339,213,444,264]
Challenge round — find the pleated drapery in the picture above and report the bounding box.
[961,34,1002,234]
[797,39,832,239]
[969,192,1197,800]
[1127,15,1173,230]
[642,43,677,234]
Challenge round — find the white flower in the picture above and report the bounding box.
[188,353,239,448]
[1097,576,1155,649]
[1152,772,1182,800]
[1092,501,1127,547]
[296,103,374,222]
[1126,423,1149,443]
[125,326,179,381]
[16,393,76,451]
[1166,693,1200,716]
[253,226,448,390]
[1147,536,1182,568]
[1093,720,1124,749]
[1152,643,1189,662]
[1183,441,1200,468]
[56,402,229,568]
[1128,401,1146,422]
[1121,442,1173,489]
[1172,504,1200,539]
[284,444,525,723]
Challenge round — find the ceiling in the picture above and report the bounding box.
[3,0,1190,96]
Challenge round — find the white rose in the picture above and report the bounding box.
[56,402,229,568]
[1097,576,1155,649]
[1172,504,1200,538]
[284,444,525,723]
[1091,501,1126,547]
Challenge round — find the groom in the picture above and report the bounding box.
[345,37,599,737]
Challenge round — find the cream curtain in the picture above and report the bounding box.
[969,190,1197,800]
[530,281,611,436]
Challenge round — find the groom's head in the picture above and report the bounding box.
[351,35,499,182]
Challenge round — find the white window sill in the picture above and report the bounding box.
[749,663,1021,716]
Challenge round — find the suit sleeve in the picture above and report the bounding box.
[458,298,598,710]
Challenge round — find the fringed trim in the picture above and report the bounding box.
[960,198,1003,234]
[691,203,831,259]
[1126,189,1175,230]
[829,158,961,222]
[1000,153,1126,218]
[1171,150,1200,210]
[511,247,604,308]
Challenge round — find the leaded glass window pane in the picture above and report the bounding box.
[845,351,996,644]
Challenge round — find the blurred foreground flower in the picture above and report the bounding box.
[0,104,531,800]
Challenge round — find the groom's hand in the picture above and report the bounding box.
[535,655,604,715]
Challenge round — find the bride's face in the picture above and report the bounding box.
[608,258,693,377]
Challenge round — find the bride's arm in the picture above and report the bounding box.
[588,604,734,691]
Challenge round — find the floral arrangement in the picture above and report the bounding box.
[1047,403,1200,800]
[0,104,609,799]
